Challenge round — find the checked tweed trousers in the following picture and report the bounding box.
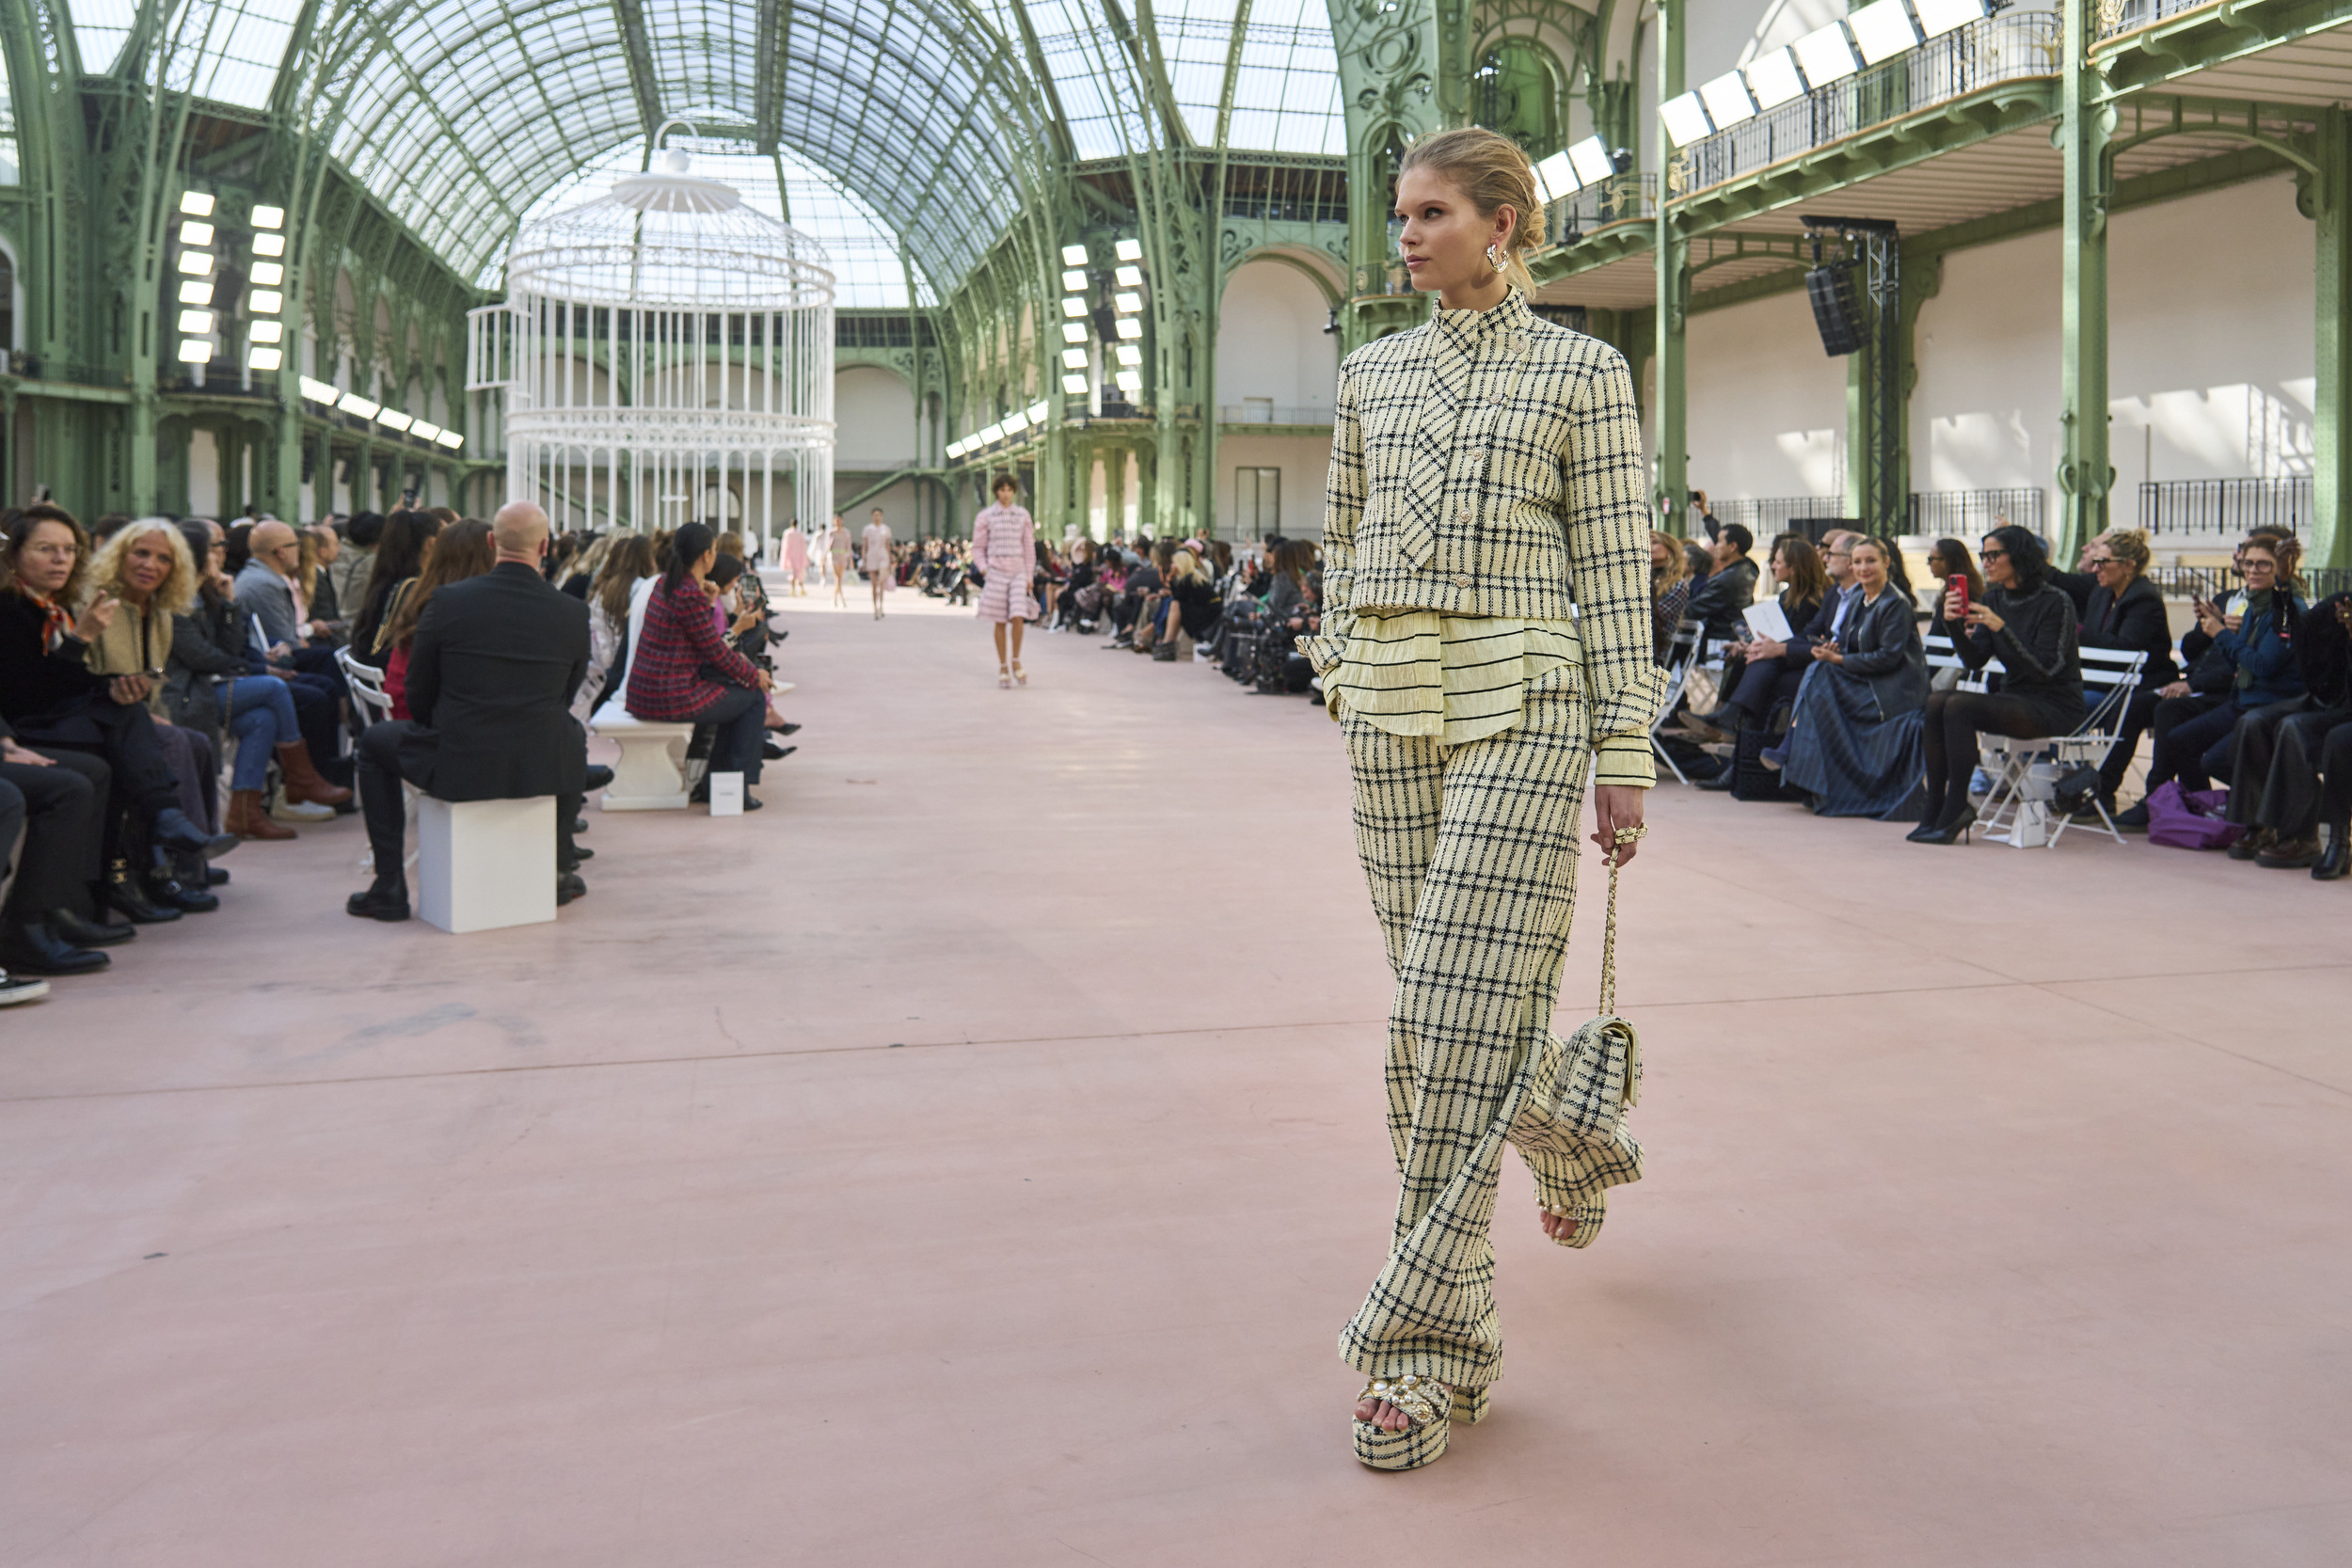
[1338,661,1611,1390]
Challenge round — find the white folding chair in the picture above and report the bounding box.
[1977,647,2147,849]
[1649,617,1703,785]
[334,645,417,874]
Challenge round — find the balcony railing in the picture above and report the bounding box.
[1541,174,1657,247]
[1675,13,2062,199]
[1911,486,2044,538]
[1710,496,1851,537]
[2139,476,2309,536]
[1219,403,1332,425]
[2095,0,2218,39]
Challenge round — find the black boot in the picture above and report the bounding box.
[104,861,182,924]
[2314,830,2351,881]
[346,879,411,921]
[52,908,135,947]
[1,921,110,975]
[147,863,219,912]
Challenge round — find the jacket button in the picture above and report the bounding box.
[1453,574,1472,589]
[1455,508,1470,525]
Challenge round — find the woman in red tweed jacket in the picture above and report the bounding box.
[626,521,775,810]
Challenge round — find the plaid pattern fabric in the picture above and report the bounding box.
[1328,611,1581,748]
[625,577,763,722]
[1306,291,1663,786]
[1336,659,1638,1390]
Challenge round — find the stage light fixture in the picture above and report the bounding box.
[1846,0,1918,63]
[1913,0,1988,37]
[1533,152,1575,203]
[1115,318,1143,341]
[177,250,213,276]
[1792,22,1859,85]
[1115,344,1141,367]
[1114,239,1143,261]
[1659,92,1713,147]
[247,347,282,371]
[1062,269,1087,291]
[250,261,284,287]
[1114,370,1142,393]
[1567,136,1617,188]
[177,339,211,363]
[436,430,464,451]
[1698,71,1756,129]
[252,232,285,258]
[1061,297,1087,318]
[252,204,285,230]
[339,392,381,419]
[177,309,215,335]
[1061,347,1089,369]
[180,220,215,247]
[1114,264,1142,288]
[1113,292,1141,314]
[1061,322,1088,343]
[178,279,214,305]
[1062,373,1089,394]
[250,290,283,314]
[1744,48,1807,109]
[179,191,215,216]
[250,320,283,342]
[1061,244,1089,265]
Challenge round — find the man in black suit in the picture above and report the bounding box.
[347,502,592,922]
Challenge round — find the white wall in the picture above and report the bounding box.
[1681,174,2318,528]
[834,365,916,468]
[1683,286,1849,502]
[1215,260,1338,415]
[187,428,220,518]
[1216,433,1333,540]
[1913,173,2315,511]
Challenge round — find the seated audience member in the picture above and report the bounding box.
[1106,544,1165,647]
[715,532,776,660]
[1915,525,2085,844]
[81,522,227,863]
[347,508,444,666]
[575,533,660,724]
[1054,538,1101,631]
[2222,592,2351,869]
[561,535,611,601]
[300,524,350,644]
[2071,529,2177,814]
[382,519,496,720]
[327,511,381,618]
[2046,530,2101,616]
[1688,533,1827,737]
[1648,530,1692,664]
[163,520,338,845]
[1144,546,1218,657]
[2116,533,2305,829]
[626,521,775,811]
[1922,538,1987,641]
[0,506,223,923]
[1771,537,1929,818]
[235,519,338,651]
[1684,521,1758,654]
[348,502,590,921]
[0,715,120,975]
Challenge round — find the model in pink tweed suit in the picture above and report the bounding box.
[972,476,1036,686]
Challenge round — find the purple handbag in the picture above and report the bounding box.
[2145,780,2245,851]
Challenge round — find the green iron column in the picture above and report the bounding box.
[1653,0,1688,533]
[2314,107,2350,570]
[2056,0,2113,562]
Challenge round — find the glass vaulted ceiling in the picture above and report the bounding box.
[50,0,1346,291]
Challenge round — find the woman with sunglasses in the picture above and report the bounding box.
[1913,524,2085,845]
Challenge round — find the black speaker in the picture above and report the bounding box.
[1806,264,1865,356]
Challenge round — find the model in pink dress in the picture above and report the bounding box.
[971,474,1037,687]
[780,525,810,595]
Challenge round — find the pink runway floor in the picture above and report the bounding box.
[3,601,2347,1566]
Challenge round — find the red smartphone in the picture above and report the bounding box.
[1947,573,1970,621]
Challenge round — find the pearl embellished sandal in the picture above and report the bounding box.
[1353,1374,1486,1470]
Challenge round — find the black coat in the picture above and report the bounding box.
[0,589,109,732]
[1686,555,1759,644]
[1827,586,1929,718]
[397,562,591,801]
[2078,575,2179,688]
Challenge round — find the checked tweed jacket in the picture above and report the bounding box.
[1304,290,1662,784]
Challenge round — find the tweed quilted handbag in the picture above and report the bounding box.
[1504,824,1645,1248]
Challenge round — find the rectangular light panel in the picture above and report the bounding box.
[1114,265,1142,288]
[247,347,283,372]
[252,204,286,230]
[250,320,283,342]
[1745,48,1807,109]
[250,261,284,287]
[1115,370,1143,392]
[1532,151,1576,204]
[377,409,413,433]
[1061,245,1088,265]
[1025,401,1048,423]
[177,279,214,306]
[338,392,380,419]
[1847,0,1919,63]
[252,232,286,257]
[1114,239,1143,261]
[1061,270,1087,291]
[1061,297,1087,318]
[1113,293,1142,313]
[435,431,463,451]
[1659,92,1713,148]
[1567,136,1616,189]
[1115,344,1142,367]
[1061,348,1089,369]
[412,421,442,442]
[1792,23,1859,86]
[180,221,215,247]
[1115,318,1143,341]
[1698,71,1756,129]
[1061,373,1089,394]
[1913,0,1988,37]
[1061,323,1088,344]
[299,375,339,403]
[176,339,212,363]
[249,290,283,314]
[176,251,213,276]
[179,191,215,216]
[177,309,215,334]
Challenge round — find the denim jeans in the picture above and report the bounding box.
[225,675,302,790]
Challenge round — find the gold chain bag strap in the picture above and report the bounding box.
[1504,824,1647,1248]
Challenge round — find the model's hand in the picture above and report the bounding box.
[1590,784,1645,865]
[1539,1209,1579,1243]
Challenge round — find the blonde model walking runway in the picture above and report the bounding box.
[970,473,1036,687]
[824,515,851,609]
[1306,128,1665,1471]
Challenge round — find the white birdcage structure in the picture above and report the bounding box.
[469,133,834,548]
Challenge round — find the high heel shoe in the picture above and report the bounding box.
[1915,804,1977,846]
[1010,659,1027,687]
[997,664,1010,689]
[1352,1373,1456,1471]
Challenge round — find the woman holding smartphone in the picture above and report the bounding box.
[1309,127,1664,1472]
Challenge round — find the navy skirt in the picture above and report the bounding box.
[1780,668,1928,821]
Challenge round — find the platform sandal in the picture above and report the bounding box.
[1353,1373,1459,1471]
[1010,658,1027,687]
[997,663,1011,689]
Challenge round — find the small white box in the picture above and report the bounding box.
[707,771,744,816]
[417,796,558,933]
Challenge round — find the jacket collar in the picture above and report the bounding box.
[1429,289,1534,353]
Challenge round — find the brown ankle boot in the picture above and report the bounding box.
[276,741,354,806]
[227,789,297,840]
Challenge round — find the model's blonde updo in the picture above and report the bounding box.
[1397,127,1548,294]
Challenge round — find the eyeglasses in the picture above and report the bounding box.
[19,543,77,561]
[1980,548,2009,562]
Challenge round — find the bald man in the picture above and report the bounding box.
[348,501,594,921]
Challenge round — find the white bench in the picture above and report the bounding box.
[418,796,557,932]
[591,578,794,810]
